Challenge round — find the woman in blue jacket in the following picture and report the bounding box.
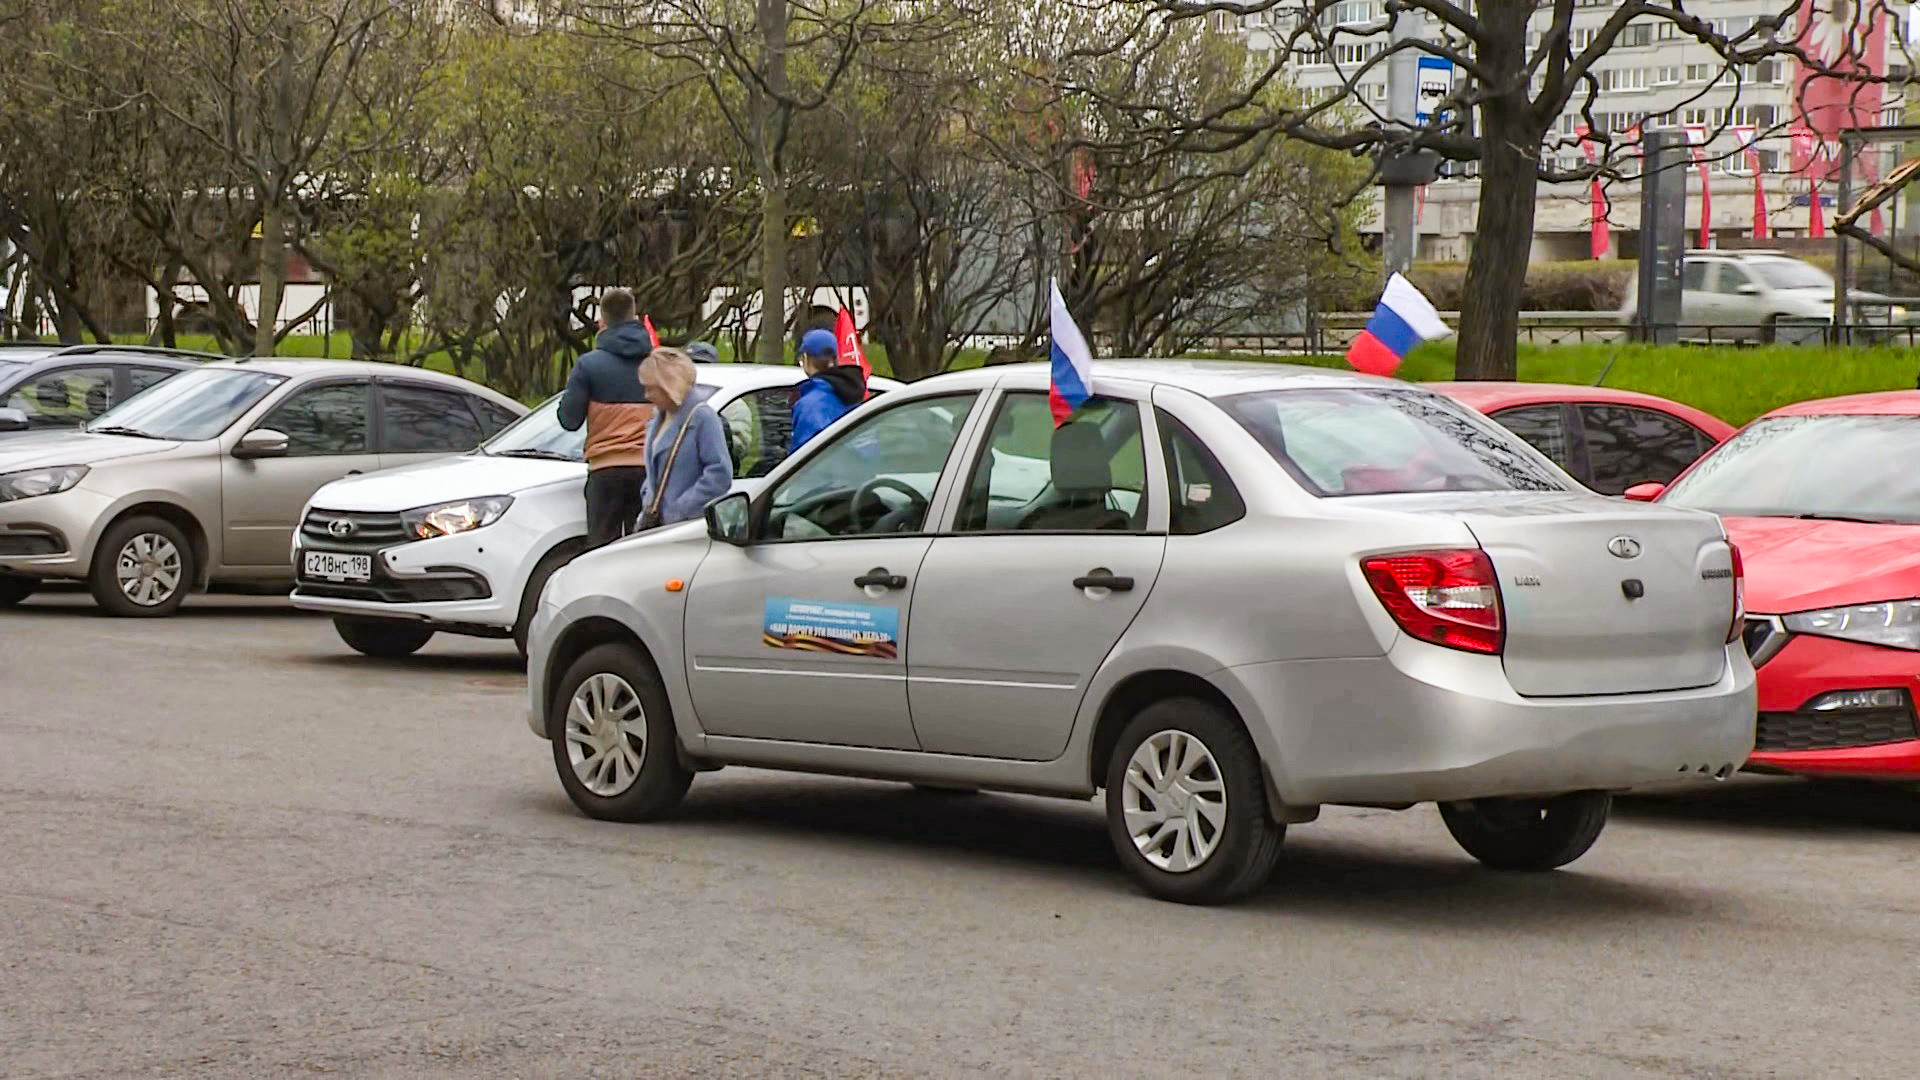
[637,348,734,527]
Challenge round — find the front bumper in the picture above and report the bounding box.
[290,511,529,635]
[0,486,114,579]
[1746,631,1920,780]
[1226,638,1756,806]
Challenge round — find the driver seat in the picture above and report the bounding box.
[1020,421,1129,532]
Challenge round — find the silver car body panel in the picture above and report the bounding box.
[0,359,524,588]
[527,361,1756,811]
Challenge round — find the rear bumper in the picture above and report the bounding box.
[1223,639,1756,806]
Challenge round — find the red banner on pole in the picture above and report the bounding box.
[1682,125,1713,248]
[1574,125,1610,259]
[1733,125,1767,240]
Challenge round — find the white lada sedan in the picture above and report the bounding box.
[524,361,1756,905]
[292,364,899,657]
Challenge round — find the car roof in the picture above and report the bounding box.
[203,357,524,407]
[936,359,1406,398]
[691,362,904,392]
[1424,381,1737,439]
[1763,390,1920,419]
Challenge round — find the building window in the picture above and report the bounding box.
[1686,63,1713,83]
[1653,65,1681,85]
[1619,23,1653,47]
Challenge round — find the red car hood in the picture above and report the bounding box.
[1724,516,1920,614]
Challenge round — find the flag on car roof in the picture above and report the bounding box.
[1346,273,1449,378]
[1049,278,1094,426]
[642,314,660,349]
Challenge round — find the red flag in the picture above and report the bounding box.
[1810,184,1827,238]
[642,314,660,348]
[833,307,871,397]
[1733,126,1767,241]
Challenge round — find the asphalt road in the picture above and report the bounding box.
[3,593,1918,1078]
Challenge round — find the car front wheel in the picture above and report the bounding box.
[549,642,691,822]
[1103,698,1283,905]
[90,515,194,617]
[1438,791,1611,871]
[333,616,435,658]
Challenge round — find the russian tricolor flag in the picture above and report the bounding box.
[1050,278,1094,426]
[1346,273,1450,378]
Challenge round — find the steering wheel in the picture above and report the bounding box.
[850,477,927,533]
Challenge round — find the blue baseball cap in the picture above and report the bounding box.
[799,329,837,359]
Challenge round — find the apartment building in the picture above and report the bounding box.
[1218,1,1913,260]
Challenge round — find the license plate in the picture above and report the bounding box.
[304,551,371,583]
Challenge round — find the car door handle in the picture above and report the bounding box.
[855,568,908,590]
[1073,569,1134,592]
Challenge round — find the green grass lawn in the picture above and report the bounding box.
[104,332,1920,428]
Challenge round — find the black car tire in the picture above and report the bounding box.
[0,575,35,608]
[333,616,435,658]
[1103,698,1284,905]
[1438,791,1611,871]
[549,642,692,822]
[90,515,194,617]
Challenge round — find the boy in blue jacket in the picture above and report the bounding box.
[788,329,867,453]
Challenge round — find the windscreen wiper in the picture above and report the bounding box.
[88,425,159,439]
[1793,512,1897,524]
[491,449,577,461]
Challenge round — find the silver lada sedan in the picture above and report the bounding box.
[525,361,1756,905]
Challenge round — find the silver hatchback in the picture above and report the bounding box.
[525,362,1755,904]
[0,359,523,616]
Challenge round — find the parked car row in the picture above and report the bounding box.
[4,345,1914,904]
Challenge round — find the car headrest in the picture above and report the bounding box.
[1050,421,1112,498]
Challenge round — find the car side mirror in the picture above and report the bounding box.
[0,407,28,433]
[705,491,752,546]
[233,428,290,459]
[1736,283,1760,295]
[1624,482,1667,502]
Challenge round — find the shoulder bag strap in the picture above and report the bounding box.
[644,406,697,520]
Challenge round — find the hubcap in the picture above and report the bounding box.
[564,673,646,797]
[1122,729,1227,873]
[115,533,182,607]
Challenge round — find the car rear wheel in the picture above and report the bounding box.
[90,515,193,617]
[549,642,691,822]
[1103,698,1283,905]
[1438,791,1611,871]
[0,575,35,608]
[333,616,435,658]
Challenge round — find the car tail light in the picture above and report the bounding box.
[1361,548,1504,655]
[1727,542,1746,644]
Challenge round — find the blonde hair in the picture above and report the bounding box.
[639,347,697,410]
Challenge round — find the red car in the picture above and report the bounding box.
[1636,391,1920,780]
[1427,382,1735,495]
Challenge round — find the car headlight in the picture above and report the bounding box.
[401,496,513,540]
[1783,600,1920,651]
[0,465,89,502]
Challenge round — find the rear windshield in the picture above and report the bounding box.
[1221,388,1565,497]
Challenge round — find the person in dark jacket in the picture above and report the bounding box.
[788,328,866,453]
[559,288,654,548]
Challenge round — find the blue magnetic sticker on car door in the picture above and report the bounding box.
[763,597,900,660]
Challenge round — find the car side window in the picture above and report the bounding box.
[128,367,179,395]
[955,393,1148,533]
[1682,260,1712,291]
[471,398,521,438]
[1578,405,1712,495]
[719,387,797,478]
[765,392,976,540]
[1159,410,1244,535]
[261,381,371,456]
[378,382,484,453]
[1714,265,1756,294]
[5,366,118,429]
[1490,405,1577,476]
